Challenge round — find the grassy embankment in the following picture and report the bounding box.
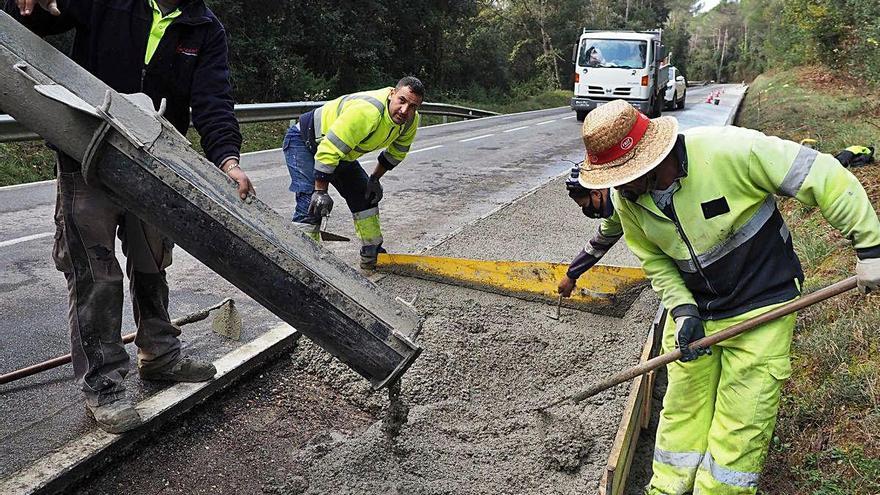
[0,90,571,187]
[737,66,880,494]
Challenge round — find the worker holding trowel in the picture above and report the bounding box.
[557,166,621,298]
[572,100,880,494]
[283,77,423,270]
[6,0,253,433]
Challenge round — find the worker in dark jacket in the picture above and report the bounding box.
[5,0,254,433]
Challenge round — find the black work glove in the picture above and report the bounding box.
[673,309,711,362]
[308,189,333,218]
[365,175,383,205]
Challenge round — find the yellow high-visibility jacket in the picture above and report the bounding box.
[312,87,419,176]
[605,126,880,320]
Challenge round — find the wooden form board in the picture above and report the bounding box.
[599,307,667,495]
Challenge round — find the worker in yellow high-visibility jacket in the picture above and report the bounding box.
[575,100,880,494]
[283,77,423,269]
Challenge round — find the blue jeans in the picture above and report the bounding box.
[282,124,374,225]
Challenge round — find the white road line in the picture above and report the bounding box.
[423,106,568,129]
[503,126,529,133]
[459,134,493,143]
[0,232,53,248]
[535,119,557,125]
[562,115,577,120]
[409,145,443,154]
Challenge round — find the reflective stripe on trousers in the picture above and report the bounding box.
[693,452,760,493]
[353,207,382,246]
[649,299,796,495]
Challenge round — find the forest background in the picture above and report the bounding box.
[207,0,880,103]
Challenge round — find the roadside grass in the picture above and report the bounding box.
[0,90,570,187]
[737,66,880,153]
[0,141,56,187]
[738,66,880,494]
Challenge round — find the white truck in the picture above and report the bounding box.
[570,29,669,121]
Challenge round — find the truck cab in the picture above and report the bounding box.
[570,30,669,121]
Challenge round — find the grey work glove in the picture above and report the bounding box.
[856,257,880,294]
[365,175,383,206]
[673,310,711,362]
[308,190,334,218]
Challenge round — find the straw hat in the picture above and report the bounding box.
[578,100,678,189]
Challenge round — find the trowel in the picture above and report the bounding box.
[319,215,350,242]
[547,294,563,320]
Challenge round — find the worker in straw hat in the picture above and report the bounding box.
[576,100,880,494]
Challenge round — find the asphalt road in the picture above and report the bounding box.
[0,83,745,480]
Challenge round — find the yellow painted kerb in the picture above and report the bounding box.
[376,253,646,306]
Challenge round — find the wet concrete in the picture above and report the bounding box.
[66,170,658,495]
[275,276,656,494]
[261,172,659,494]
[381,379,409,439]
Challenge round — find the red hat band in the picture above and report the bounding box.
[588,112,650,165]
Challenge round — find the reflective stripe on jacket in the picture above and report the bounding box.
[312,87,419,176]
[614,126,880,320]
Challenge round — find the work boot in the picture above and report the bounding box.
[360,244,387,271]
[139,356,216,382]
[86,398,142,434]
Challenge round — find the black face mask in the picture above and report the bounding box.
[581,190,615,218]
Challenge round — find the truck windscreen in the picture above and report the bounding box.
[578,39,648,69]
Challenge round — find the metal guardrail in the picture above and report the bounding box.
[0,101,498,143]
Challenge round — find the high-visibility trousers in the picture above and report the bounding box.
[648,299,796,495]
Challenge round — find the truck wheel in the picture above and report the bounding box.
[677,91,686,109]
[576,110,587,122]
